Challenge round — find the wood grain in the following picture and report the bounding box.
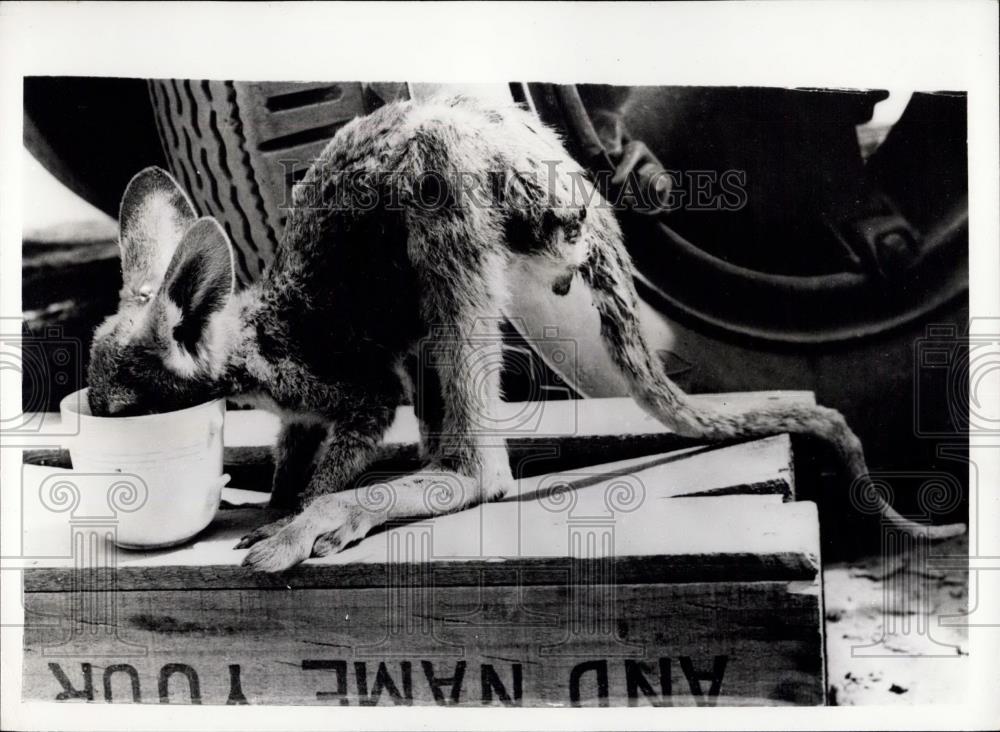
[23,393,813,492]
[24,580,823,706]
[21,436,809,591]
[18,395,825,706]
[19,393,816,446]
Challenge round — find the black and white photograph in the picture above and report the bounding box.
[1,2,997,729]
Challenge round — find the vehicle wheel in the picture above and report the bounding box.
[146,79,407,285]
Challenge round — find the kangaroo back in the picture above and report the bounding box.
[577,204,965,540]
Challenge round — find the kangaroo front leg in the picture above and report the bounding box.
[269,419,329,511]
[232,420,330,550]
[307,467,495,558]
[242,299,515,570]
[243,453,510,571]
[239,389,398,568]
[305,317,517,558]
[241,347,513,571]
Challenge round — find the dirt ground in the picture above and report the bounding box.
[824,533,969,705]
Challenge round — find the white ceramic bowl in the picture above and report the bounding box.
[59,388,228,549]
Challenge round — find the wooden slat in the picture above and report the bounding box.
[21,454,813,590]
[24,580,823,705]
[21,394,813,492]
[24,432,796,498]
[19,392,818,498]
[228,393,816,447]
[16,393,815,447]
[16,394,825,706]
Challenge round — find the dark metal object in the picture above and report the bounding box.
[531,84,968,345]
[829,193,924,279]
[24,77,168,217]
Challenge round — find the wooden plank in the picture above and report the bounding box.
[24,432,795,497]
[21,393,814,489]
[23,580,823,706]
[16,395,825,707]
[17,393,816,446]
[227,393,816,447]
[21,458,815,590]
[511,434,794,501]
[19,435,800,570]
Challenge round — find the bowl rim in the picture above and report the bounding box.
[60,387,225,423]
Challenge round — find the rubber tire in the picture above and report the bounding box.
[146,80,406,286]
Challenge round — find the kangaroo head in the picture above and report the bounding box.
[88,167,237,416]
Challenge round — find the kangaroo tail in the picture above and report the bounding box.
[578,227,966,541]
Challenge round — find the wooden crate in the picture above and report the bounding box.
[18,395,825,706]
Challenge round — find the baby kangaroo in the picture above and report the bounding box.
[88,95,965,571]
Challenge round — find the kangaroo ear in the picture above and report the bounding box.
[160,217,235,353]
[118,166,197,298]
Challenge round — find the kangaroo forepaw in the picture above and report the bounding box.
[235,514,294,550]
[241,522,314,572]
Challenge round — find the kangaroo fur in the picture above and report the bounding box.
[87,95,966,572]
